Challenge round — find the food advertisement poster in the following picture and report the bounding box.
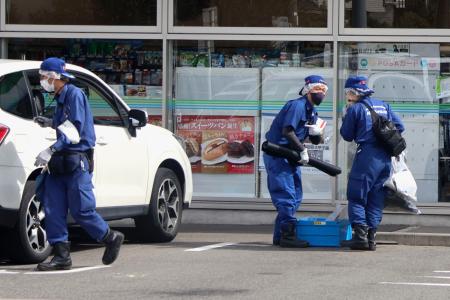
[176,116,255,174]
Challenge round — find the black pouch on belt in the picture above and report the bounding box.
[48,152,81,175]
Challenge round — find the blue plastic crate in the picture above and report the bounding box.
[296,217,352,247]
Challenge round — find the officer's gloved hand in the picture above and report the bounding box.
[34,148,53,167]
[34,116,53,128]
[298,148,309,165]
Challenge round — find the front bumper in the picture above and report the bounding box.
[0,206,18,228]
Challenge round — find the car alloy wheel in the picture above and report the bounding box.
[156,178,180,234]
[26,195,49,253]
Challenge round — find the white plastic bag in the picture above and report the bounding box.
[384,152,421,214]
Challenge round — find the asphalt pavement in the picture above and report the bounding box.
[1,223,450,299]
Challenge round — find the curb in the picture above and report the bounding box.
[378,232,450,247]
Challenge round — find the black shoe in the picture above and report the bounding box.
[36,241,72,271]
[273,238,280,246]
[368,228,377,251]
[102,230,124,265]
[279,223,309,248]
[341,224,369,250]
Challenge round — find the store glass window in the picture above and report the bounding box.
[174,0,328,27]
[338,42,450,203]
[8,39,163,126]
[6,0,157,26]
[345,0,450,29]
[173,40,334,199]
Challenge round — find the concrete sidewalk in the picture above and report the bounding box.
[377,225,450,247]
[182,210,450,247]
[181,224,450,247]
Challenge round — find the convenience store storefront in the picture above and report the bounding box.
[1,0,450,217]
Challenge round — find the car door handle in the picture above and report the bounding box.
[97,137,108,145]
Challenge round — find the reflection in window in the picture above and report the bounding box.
[345,0,450,29]
[175,0,327,28]
[6,0,157,26]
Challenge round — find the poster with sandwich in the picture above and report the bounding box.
[176,116,255,174]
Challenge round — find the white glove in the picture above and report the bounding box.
[34,148,53,167]
[298,148,309,165]
[34,116,52,128]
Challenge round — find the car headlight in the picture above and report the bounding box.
[173,134,186,151]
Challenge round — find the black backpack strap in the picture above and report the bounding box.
[360,100,379,123]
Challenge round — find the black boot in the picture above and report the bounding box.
[102,229,124,265]
[279,223,309,248]
[368,228,377,251]
[341,224,369,250]
[36,241,72,271]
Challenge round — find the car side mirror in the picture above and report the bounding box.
[128,109,147,128]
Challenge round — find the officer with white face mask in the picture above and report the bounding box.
[264,75,328,248]
[33,57,124,271]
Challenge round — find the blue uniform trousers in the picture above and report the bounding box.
[43,157,109,245]
[264,154,302,243]
[347,144,391,230]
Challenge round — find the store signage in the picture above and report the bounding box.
[358,56,440,71]
[176,116,255,174]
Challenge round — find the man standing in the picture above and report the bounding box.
[340,75,404,251]
[34,57,124,270]
[264,75,328,247]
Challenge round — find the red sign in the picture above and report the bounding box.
[176,116,255,174]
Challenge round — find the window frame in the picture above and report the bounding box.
[1,0,162,33]
[339,0,450,36]
[168,0,332,35]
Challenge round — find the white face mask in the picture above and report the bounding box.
[40,78,55,92]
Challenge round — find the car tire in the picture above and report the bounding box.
[135,168,183,242]
[9,180,51,263]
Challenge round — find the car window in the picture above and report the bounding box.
[25,70,125,126]
[0,71,33,119]
[71,77,125,126]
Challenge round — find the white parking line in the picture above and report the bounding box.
[0,270,19,274]
[185,242,235,252]
[434,270,450,273]
[380,282,450,287]
[423,276,450,279]
[24,265,110,275]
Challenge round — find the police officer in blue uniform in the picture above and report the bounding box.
[34,57,124,270]
[340,76,404,251]
[264,75,328,247]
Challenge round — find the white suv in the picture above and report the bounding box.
[0,60,193,263]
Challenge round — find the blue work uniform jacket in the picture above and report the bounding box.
[340,96,404,145]
[51,83,96,152]
[265,96,317,145]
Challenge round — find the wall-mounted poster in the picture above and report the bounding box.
[176,116,255,174]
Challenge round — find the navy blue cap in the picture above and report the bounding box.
[40,57,75,79]
[304,75,327,86]
[299,75,328,95]
[344,76,374,95]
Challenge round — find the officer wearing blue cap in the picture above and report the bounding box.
[33,57,124,270]
[264,75,328,247]
[340,75,404,251]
